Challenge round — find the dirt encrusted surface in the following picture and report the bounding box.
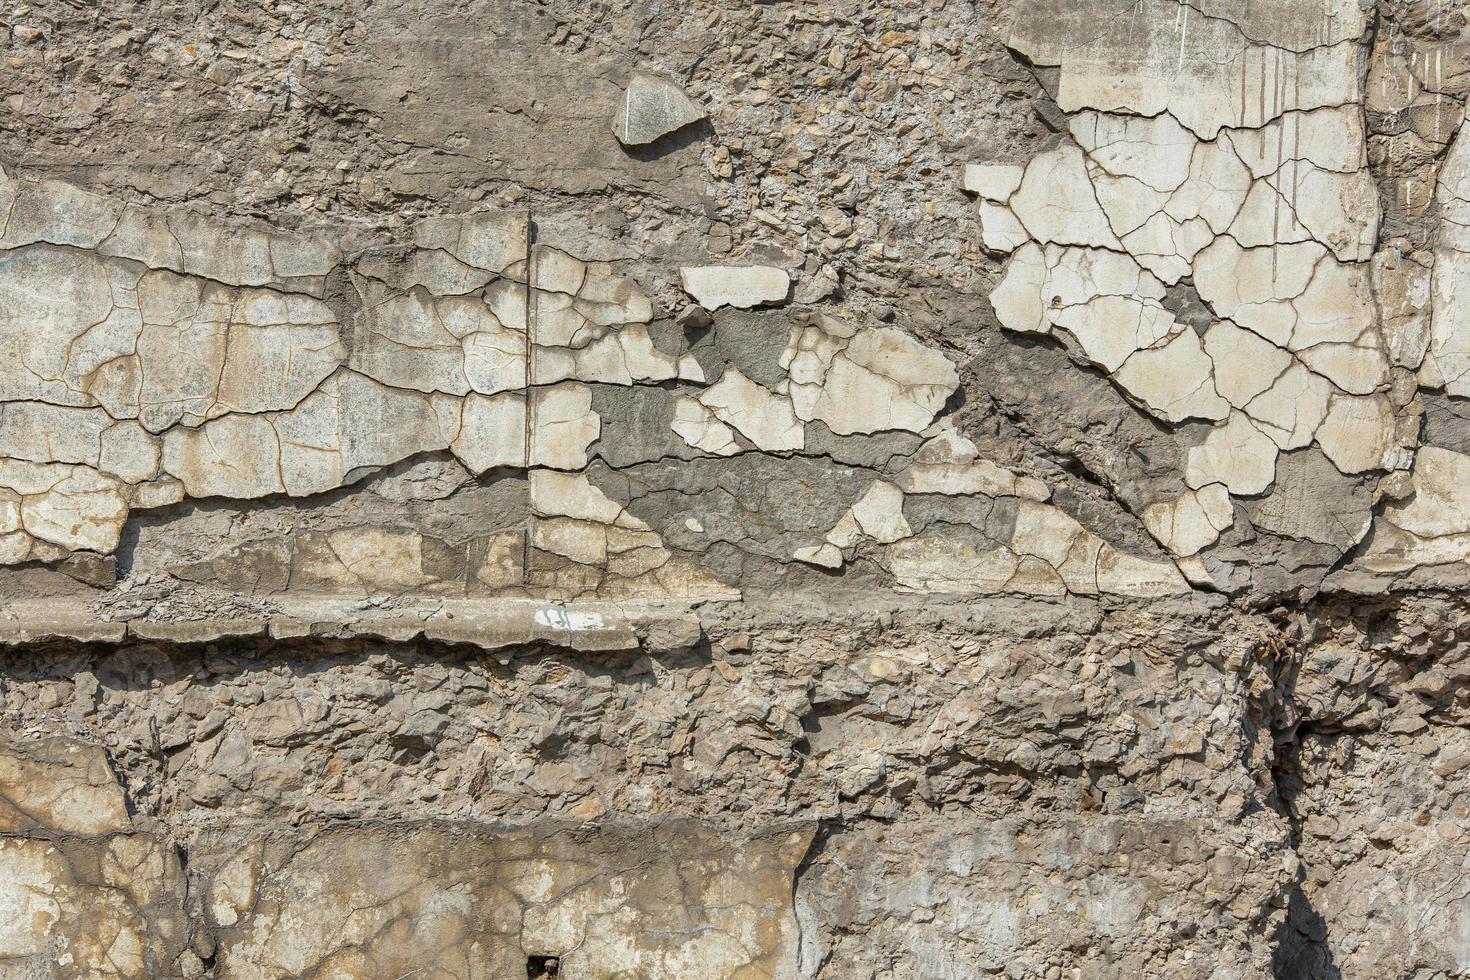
[5,0,1470,977]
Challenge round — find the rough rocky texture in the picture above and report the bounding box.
[6,0,1470,976]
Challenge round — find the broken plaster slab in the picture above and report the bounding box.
[884,497,1188,599]
[963,163,1024,201]
[983,0,1401,583]
[1359,447,1470,572]
[671,396,741,456]
[679,265,791,310]
[896,426,1051,501]
[1427,123,1470,397]
[698,367,804,452]
[1008,144,1121,250]
[613,72,707,147]
[782,315,960,436]
[0,154,1221,601]
[1144,484,1235,557]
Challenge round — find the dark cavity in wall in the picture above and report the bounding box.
[527,954,561,978]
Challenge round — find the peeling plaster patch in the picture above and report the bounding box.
[1361,447,1470,572]
[782,315,959,435]
[0,158,1163,601]
[982,0,1413,575]
[1144,484,1234,558]
[698,368,804,452]
[1008,0,1367,139]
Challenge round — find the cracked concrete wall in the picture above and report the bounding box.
[6,0,1470,977]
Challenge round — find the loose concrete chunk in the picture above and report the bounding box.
[679,265,791,310]
[99,421,162,484]
[413,210,529,278]
[1192,238,1324,348]
[0,403,112,468]
[199,823,809,980]
[1053,296,1183,374]
[613,73,707,146]
[0,178,124,251]
[0,834,187,978]
[1376,249,1433,371]
[1243,363,1333,451]
[992,244,1166,337]
[1225,107,1368,180]
[548,324,683,386]
[162,414,286,499]
[534,246,654,350]
[0,245,134,407]
[531,469,630,526]
[978,202,1030,254]
[887,499,1187,598]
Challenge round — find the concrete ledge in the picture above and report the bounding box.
[0,597,717,653]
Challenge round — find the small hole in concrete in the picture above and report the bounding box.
[527,955,560,978]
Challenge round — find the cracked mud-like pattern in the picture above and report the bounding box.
[0,163,1190,603]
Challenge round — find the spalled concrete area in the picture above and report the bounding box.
[6,0,1470,976]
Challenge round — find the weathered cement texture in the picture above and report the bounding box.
[0,732,809,979]
[5,0,1470,976]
